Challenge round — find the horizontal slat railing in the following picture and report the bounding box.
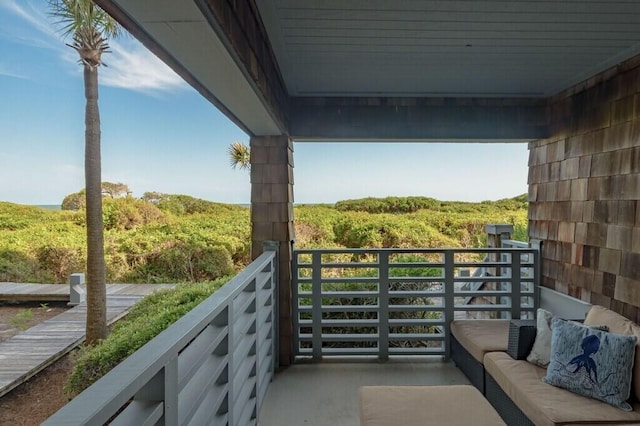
[292,247,539,361]
[44,245,279,426]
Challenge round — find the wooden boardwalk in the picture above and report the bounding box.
[0,283,174,398]
[0,282,174,302]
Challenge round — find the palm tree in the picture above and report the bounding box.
[49,0,121,345]
[228,141,251,171]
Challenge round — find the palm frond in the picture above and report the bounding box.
[228,142,251,171]
[48,0,121,68]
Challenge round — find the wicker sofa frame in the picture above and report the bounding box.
[451,324,536,425]
[485,371,534,426]
[450,333,486,393]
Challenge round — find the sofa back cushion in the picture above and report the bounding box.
[584,305,640,402]
[526,308,554,367]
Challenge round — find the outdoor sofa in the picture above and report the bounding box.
[451,305,640,426]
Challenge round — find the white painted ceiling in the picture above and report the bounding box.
[255,0,640,97]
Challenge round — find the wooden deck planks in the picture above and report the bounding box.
[0,282,174,302]
[0,283,69,302]
[0,283,174,398]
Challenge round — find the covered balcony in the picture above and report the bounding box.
[43,0,640,424]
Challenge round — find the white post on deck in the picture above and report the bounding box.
[68,273,86,306]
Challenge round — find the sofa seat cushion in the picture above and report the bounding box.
[450,320,510,363]
[359,385,506,426]
[484,352,640,426]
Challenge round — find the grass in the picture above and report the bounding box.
[10,309,33,330]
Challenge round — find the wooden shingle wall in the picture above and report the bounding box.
[529,57,640,321]
[250,134,295,365]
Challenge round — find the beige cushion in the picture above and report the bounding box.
[526,307,554,367]
[359,385,505,426]
[484,352,640,426]
[584,305,640,402]
[450,320,510,362]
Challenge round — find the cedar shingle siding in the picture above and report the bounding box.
[529,59,640,321]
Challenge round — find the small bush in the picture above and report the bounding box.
[0,250,37,282]
[127,241,234,283]
[66,278,229,395]
[102,197,165,231]
[61,191,85,211]
[35,245,84,283]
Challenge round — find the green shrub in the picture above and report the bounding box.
[293,205,341,247]
[154,243,234,281]
[126,241,234,283]
[101,197,165,231]
[0,202,57,230]
[332,213,460,248]
[335,196,440,214]
[0,249,37,282]
[146,193,245,217]
[61,191,85,211]
[65,278,229,395]
[35,245,84,283]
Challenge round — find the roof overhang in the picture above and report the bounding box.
[93,0,640,142]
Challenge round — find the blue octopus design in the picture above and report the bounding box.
[568,334,600,383]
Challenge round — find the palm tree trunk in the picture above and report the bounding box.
[84,64,107,344]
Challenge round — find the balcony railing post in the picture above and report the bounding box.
[443,250,455,361]
[227,298,235,425]
[113,358,178,426]
[530,239,542,310]
[511,253,522,319]
[378,251,390,361]
[311,251,322,360]
[164,359,179,424]
[263,241,280,369]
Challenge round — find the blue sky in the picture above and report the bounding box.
[0,0,529,206]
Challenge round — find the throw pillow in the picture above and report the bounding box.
[527,308,554,367]
[543,318,637,411]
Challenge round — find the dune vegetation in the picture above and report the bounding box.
[0,192,527,284]
[0,191,528,394]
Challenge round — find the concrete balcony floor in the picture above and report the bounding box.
[259,357,470,426]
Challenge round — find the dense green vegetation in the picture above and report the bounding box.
[295,194,527,249]
[0,192,527,394]
[66,278,228,395]
[0,196,249,284]
[0,193,527,284]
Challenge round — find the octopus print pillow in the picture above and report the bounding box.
[543,318,637,411]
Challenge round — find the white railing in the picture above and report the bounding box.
[292,247,539,361]
[44,244,278,426]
